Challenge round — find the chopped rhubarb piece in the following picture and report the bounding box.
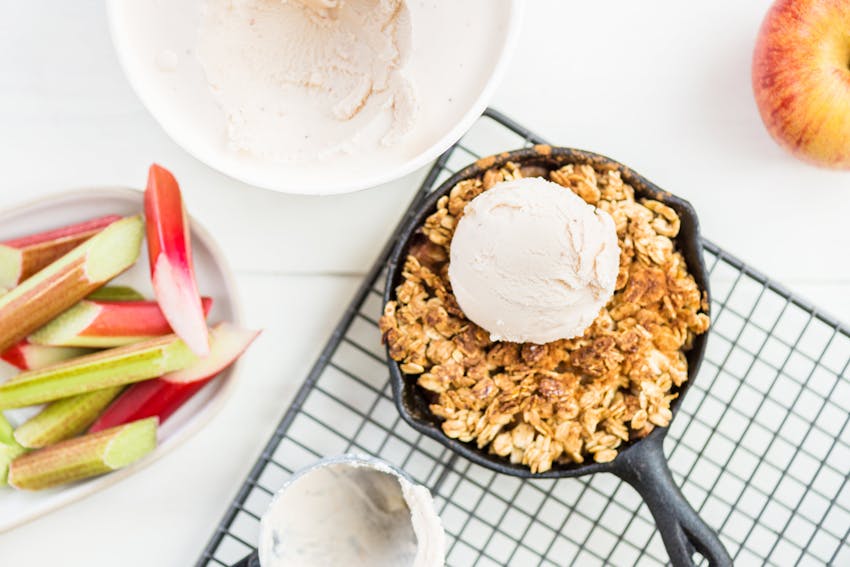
[0,215,144,353]
[0,413,26,486]
[29,297,213,348]
[87,285,145,302]
[90,322,258,432]
[88,379,206,434]
[0,443,26,486]
[7,417,157,490]
[161,322,257,384]
[14,386,124,449]
[145,164,209,356]
[1,341,94,371]
[0,334,196,409]
[0,412,14,446]
[0,215,121,289]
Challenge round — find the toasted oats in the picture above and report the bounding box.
[644,199,681,237]
[594,449,618,463]
[630,409,649,430]
[492,431,513,456]
[378,161,709,473]
[401,362,425,374]
[550,164,601,204]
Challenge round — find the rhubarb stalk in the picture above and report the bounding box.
[1,341,94,371]
[0,215,121,289]
[29,297,213,348]
[7,417,157,490]
[0,215,144,353]
[87,285,145,302]
[0,413,25,485]
[145,164,209,356]
[89,379,207,433]
[90,322,258,432]
[0,412,14,445]
[0,334,196,409]
[14,386,124,448]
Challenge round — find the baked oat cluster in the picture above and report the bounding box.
[379,161,709,473]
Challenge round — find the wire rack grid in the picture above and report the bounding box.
[197,109,850,567]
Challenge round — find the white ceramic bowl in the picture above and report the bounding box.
[0,188,242,532]
[106,0,522,195]
[258,454,445,567]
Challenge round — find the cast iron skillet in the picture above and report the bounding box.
[384,146,732,567]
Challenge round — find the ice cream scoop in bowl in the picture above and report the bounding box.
[382,146,731,567]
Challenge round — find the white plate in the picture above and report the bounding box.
[0,188,242,533]
[106,0,522,195]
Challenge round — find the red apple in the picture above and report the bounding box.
[752,0,850,168]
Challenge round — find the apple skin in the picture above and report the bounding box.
[752,0,850,169]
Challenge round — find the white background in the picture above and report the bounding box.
[1,1,848,565]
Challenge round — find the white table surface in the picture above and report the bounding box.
[1,1,848,565]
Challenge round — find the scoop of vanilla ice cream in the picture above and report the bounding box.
[448,177,620,344]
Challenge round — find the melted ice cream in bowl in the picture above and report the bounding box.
[107,0,522,194]
[234,455,445,567]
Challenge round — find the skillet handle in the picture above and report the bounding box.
[613,437,732,567]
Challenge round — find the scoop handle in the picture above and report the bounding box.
[231,551,259,567]
[613,436,732,567]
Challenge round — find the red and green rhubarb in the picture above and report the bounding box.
[7,417,157,490]
[1,341,94,371]
[28,297,213,348]
[145,164,209,357]
[0,334,196,409]
[14,386,124,449]
[0,215,144,353]
[0,215,121,289]
[90,322,258,432]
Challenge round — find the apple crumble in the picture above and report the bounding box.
[379,161,709,473]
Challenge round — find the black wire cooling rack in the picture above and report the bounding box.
[197,109,850,567]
